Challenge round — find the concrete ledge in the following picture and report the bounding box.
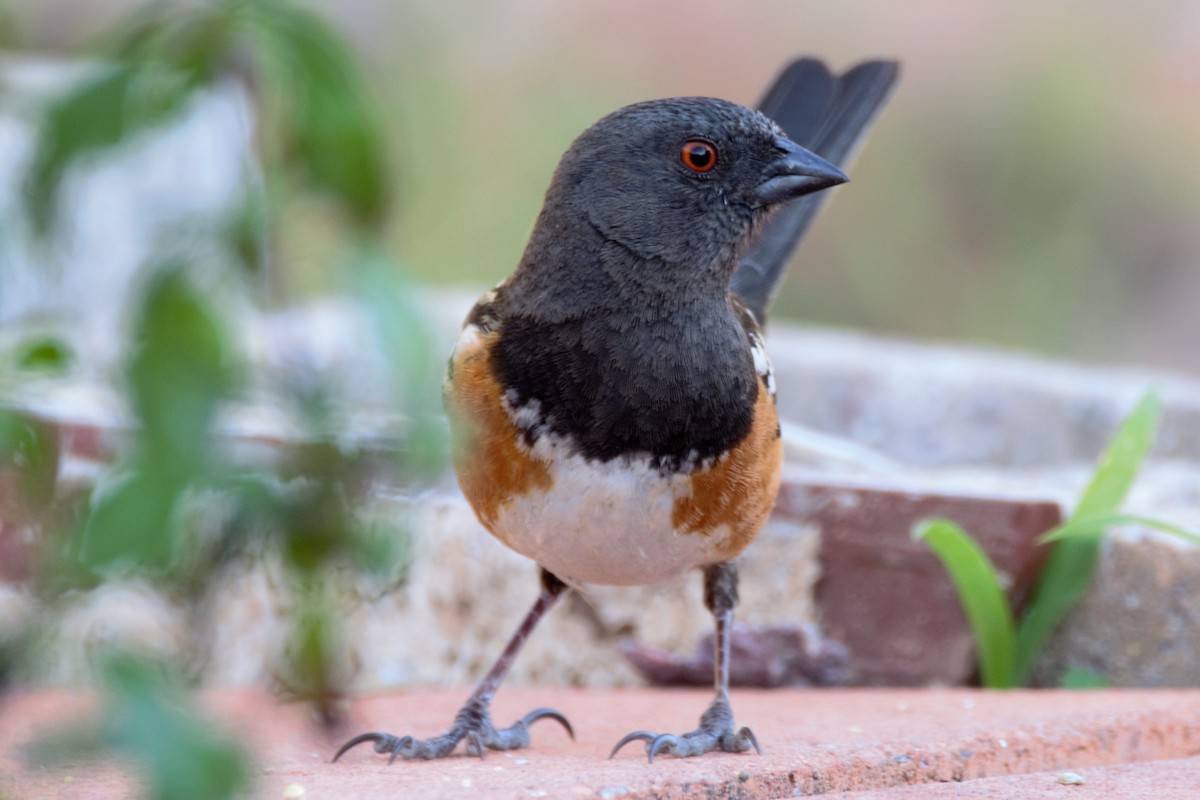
[4,688,1200,798]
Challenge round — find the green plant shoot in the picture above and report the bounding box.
[1012,390,1161,684]
[917,390,1168,688]
[912,519,1016,688]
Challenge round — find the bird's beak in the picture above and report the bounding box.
[752,137,848,207]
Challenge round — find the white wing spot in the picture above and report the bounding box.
[452,323,482,359]
[749,332,776,399]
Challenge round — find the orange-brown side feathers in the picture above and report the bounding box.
[671,385,782,560]
[446,329,552,538]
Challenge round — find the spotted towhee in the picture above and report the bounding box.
[336,56,898,763]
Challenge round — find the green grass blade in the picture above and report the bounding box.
[1014,390,1161,684]
[1040,513,1200,546]
[1072,391,1162,519]
[913,519,1017,688]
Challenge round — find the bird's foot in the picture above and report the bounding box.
[609,693,759,762]
[333,700,573,762]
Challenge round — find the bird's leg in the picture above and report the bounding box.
[610,562,760,762]
[334,569,573,762]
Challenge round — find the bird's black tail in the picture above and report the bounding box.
[732,58,899,324]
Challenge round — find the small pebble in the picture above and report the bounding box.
[846,725,863,733]
[998,739,1008,748]
[515,758,530,765]
[283,784,306,799]
[1058,772,1086,786]
[527,792,547,799]
[461,778,473,788]
[738,770,751,783]
[893,754,912,764]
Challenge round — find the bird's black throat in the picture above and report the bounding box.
[491,298,759,471]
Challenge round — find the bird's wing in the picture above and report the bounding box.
[731,58,899,324]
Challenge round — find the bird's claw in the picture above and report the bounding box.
[608,730,656,759]
[332,704,573,762]
[611,725,760,762]
[609,696,760,762]
[521,707,575,739]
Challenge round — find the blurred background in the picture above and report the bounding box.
[3,0,1197,374]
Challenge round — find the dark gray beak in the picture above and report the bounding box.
[753,137,848,207]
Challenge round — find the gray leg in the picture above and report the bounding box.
[334,570,574,762]
[610,562,761,762]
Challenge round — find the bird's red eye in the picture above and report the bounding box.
[681,140,717,173]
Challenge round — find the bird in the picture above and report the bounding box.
[334,56,898,764]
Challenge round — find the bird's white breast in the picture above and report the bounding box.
[490,435,729,587]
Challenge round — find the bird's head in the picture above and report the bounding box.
[541,96,847,272]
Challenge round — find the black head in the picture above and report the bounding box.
[535,96,846,273]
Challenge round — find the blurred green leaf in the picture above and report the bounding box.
[354,517,408,580]
[221,185,270,275]
[24,63,199,236]
[1013,391,1161,684]
[128,266,237,475]
[353,246,448,476]
[239,0,392,230]
[80,267,237,573]
[15,336,73,374]
[283,591,339,714]
[281,476,353,574]
[109,3,231,82]
[0,410,60,514]
[25,0,388,241]
[1040,513,1200,546]
[24,0,242,235]
[34,653,250,800]
[80,470,181,571]
[1060,667,1108,689]
[913,519,1017,688]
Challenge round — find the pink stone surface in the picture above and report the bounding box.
[4,688,1200,798]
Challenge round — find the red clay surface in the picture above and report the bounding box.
[3,688,1200,798]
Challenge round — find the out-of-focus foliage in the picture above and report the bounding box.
[13,336,72,374]
[0,410,59,516]
[32,654,250,800]
[25,62,201,236]
[4,0,440,794]
[80,267,237,573]
[25,0,390,241]
[351,244,447,475]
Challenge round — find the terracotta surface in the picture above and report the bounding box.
[4,687,1200,798]
[841,757,1200,799]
